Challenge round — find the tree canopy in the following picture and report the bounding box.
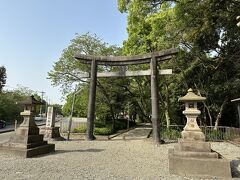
[48,0,240,139]
[0,66,6,92]
[117,0,240,127]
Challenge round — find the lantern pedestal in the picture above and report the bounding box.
[0,98,55,158]
[169,89,231,178]
[169,149,231,178]
[181,110,205,141]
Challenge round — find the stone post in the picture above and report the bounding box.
[40,106,64,140]
[46,106,56,128]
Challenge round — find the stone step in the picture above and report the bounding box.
[0,144,55,158]
[172,149,218,159]
[27,135,44,143]
[26,141,47,149]
[26,144,55,158]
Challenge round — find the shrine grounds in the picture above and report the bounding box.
[0,139,239,180]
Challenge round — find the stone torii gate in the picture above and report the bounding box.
[75,48,178,143]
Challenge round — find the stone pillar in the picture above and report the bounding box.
[40,106,64,140]
[46,106,56,127]
[150,57,161,144]
[86,60,97,140]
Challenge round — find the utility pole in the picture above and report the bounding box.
[39,91,45,117]
[67,85,80,141]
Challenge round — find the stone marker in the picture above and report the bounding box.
[168,89,231,178]
[40,106,64,140]
[46,106,56,127]
[0,96,55,158]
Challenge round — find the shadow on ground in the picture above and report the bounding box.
[54,148,105,154]
[32,149,105,158]
[231,158,240,178]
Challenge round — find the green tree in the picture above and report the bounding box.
[118,0,240,130]
[48,33,120,94]
[0,85,39,122]
[0,66,6,92]
[48,33,125,139]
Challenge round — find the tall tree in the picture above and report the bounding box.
[48,33,122,140]
[118,0,240,131]
[0,66,6,92]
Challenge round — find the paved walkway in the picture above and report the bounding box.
[111,123,152,140]
[0,124,15,134]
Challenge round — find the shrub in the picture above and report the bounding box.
[73,125,113,135]
[73,125,87,133]
[94,127,113,135]
[161,128,181,140]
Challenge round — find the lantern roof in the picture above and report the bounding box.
[19,95,43,105]
[179,88,206,102]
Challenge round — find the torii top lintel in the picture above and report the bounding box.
[74,48,179,66]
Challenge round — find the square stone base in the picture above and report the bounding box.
[169,149,232,178]
[0,143,55,158]
[40,127,65,140]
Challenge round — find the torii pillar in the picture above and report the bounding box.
[150,57,161,143]
[87,60,97,140]
[75,48,179,143]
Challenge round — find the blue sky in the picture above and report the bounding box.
[0,0,127,104]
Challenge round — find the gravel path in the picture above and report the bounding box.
[0,140,239,180]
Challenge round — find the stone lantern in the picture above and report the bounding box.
[168,88,231,178]
[0,96,55,158]
[19,95,43,133]
[178,88,206,141]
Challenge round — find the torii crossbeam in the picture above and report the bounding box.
[75,48,178,143]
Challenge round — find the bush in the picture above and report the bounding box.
[73,125,87,133]
[72,119,136,135]
[161,128,181,140]
[94,127,113,135]
[115,119,136,130]
[73,125,113,135]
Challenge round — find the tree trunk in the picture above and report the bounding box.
[165,108,170,129]
[97,80,116,131]
[86,60,97,140]
[121,85,151,122]
[204,103,213,126]
[110,105,116,131]
[214,98,228,130]
[194,84,213,126]
[164,84,171,129]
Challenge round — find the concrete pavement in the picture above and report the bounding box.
[110,123,152,140]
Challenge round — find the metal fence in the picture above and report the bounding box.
[161,125,240,141]
[60,120,240,142]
